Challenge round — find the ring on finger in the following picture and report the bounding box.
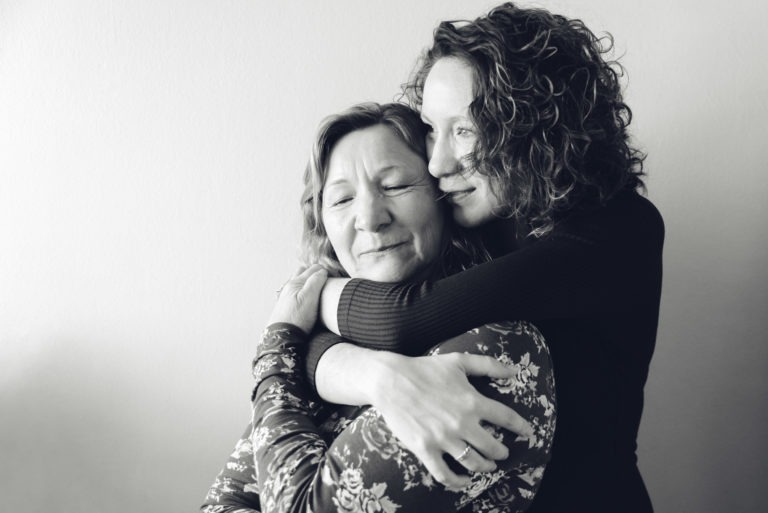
[455,442,474,463]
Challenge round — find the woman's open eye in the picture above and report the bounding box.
[455,126,475,137]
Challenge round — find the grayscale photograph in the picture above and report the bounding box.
[1,1,766,512]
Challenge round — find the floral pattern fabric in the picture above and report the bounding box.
[201,321,555,513]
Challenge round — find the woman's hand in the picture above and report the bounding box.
[369,352,534,489]
[268,264,328,334]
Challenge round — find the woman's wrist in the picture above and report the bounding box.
[319,277,350,335]
[314,343,402,406]
[362,350,407,407]
[252,324,307,390]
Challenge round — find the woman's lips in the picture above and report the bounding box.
[359,242,406,256]
[443,188,474,203]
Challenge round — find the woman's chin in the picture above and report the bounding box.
[355,260,420,283]
[357,269,410,283]
[452,204,495,228]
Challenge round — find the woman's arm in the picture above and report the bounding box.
[253,323,475,508]
[256,262,554,511]
[321,192,664,347]
[304,329,536,479]
[200,424,262,512]
[252,322,556,513]
[200,264,329,512]
[318,277,348,335]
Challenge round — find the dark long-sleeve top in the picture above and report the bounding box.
[305,190,664,513]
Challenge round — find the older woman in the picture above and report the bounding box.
[201,103,555,512]
[312,4,664,513]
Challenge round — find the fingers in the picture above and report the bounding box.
[450,353,535,438]
[288,264,327,308]
[449,438,498,473]
[279,264,326,297]
[460,422,509,463]
[291,263,324,283]
[301,264,328,294]
[422,437,501,488]
[268,264,328,333]
[457,353,515,379]
[479,396,535,439]
[418,450,472,490]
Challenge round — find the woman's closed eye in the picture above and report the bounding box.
[327,195,354,207]
[382,184,412,194]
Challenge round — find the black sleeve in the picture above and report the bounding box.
[303,329,346,391]
[336,192,664,348]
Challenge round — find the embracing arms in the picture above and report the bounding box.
[246,265,555,513]
[317,192,664,349]
[252,322,555,513]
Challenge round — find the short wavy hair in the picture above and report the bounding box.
[300,102,488,276]
[403,2,645,236]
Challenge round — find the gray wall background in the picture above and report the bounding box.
[1,1,766,511]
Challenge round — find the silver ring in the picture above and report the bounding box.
[455,443,473,462]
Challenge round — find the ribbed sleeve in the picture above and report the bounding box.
[336,192,664,348]
[303,329,347,390]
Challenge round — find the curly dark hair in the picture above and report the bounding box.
[403,2,645,236]
[300,102,489,276]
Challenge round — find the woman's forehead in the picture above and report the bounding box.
[422,57,475,122]
[325,126,427,182]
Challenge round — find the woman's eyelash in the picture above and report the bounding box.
[327,184,413,206]
[331,197,352,206]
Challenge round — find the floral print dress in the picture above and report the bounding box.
[202,321,555,513]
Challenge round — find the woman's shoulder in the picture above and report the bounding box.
[552,189,664,248]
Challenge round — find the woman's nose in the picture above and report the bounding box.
[353,191,392,232]
[427,134,458,178]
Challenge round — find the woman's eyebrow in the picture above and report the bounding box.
[421,112,470,125]
[323,177,348,188]
[376,165,419,178]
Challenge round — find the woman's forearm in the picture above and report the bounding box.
[252,324,547,511]
[330,194,663,347]
[200,424,262,512]
[253,325,468,511]
[314,343,402,405]
[318,277,348,335]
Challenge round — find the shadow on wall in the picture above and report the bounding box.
[0,336,226,512]
[637,69,768,511]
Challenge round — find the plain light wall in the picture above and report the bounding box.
[1,1,766,511]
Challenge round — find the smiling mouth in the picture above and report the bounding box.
[440,189,474,203]
[360,242,406,256]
